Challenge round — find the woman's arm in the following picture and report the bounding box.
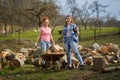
[35,30,41,45]
[50,34,55,45]
[73,26,79,35]
[50,34,54,43]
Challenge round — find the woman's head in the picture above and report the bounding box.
[41,16,49,26]
[65,15,74,25]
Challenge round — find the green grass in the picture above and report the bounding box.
[0,64,120,80]
[80,27,119,38]
[0,27,120,80]
[0,27,120,49]
[0,27,119,41]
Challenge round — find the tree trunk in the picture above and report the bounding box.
[79,27,81,41]
[10,18,14,34]
[94,27,97,42]
[4,22,7,37]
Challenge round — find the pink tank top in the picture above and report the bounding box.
[40,26,51,42]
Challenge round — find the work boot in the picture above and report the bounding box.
[66,65,74,70]
[79,65,85,70]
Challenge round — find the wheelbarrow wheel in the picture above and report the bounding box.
[54,61,61,71]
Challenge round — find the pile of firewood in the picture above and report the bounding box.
[0,43,119,71]
[43,45,65,54]
[0,45,66,70]
[0,48,37,70]
[80,42,120,66]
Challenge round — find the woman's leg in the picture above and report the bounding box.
[70,41,84,65]
[40,40,47,52]
[46,41,51,50]
[64,42,71,67]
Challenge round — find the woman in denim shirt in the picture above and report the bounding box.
[62,15,84,69]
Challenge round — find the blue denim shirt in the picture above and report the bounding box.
[63,23,78,43]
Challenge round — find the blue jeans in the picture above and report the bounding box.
[40,40,51,52]
[64,37,84,66]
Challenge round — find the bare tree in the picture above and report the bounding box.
[0,0,10,36]
[66,0,79,20]
[23,0,60,29]
[105,12,117,27]
[76,2,91,30]
[118,12,120,33]
[89,1,107,42]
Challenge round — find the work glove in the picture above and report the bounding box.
[34,42,37,49]
[51,42,55,47]
[73,27,78,33]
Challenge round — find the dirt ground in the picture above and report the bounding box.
[0,66,120,80]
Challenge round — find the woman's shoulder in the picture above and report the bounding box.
[70,23,77,28]
[71,23,76,26]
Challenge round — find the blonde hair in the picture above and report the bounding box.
[65,15,74,25]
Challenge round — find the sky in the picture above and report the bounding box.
[56,0,120,20]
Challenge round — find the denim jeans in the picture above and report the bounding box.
[64,37,84,66]
[40,40,51,52]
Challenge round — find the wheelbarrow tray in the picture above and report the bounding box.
[41,53,64,61]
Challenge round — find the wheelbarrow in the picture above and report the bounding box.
[41,53,64,71]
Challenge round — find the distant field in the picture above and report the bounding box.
[0,27,120,47]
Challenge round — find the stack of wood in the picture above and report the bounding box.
[20,48,37,57]
[0,48,40,69]
[80,42,120,71]
[0,50,13,68]
[0,49,26,68]
[99,43,120,64]
[43,45,65,54]
[0,43,119,71]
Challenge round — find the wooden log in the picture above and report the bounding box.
[33,57,43,67]
[25,57,34,64]
[28,48,36,56]
[105,55,118,63]
[1,51,9,57]
[15,53,26,61]
[108,43,119,53]
[93,56,106,71]
[82,54,91,58]
[78,45,83,51]
[88,51,97,56]
[84,57,93,65]
[1,57,6,67]
[49,45,63,52]
[117,66,120,70]
[6,54,15,61]
[0,57,2,70]
[10,59,24,68]
[33,48,42,58]
[101,67,117,73]
[92,42,100,50]
[100,45,109,55]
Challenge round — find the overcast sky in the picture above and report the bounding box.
[57,0,120,20]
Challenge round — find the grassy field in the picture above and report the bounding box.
[0,27,120,80]
[0,26,120,49]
